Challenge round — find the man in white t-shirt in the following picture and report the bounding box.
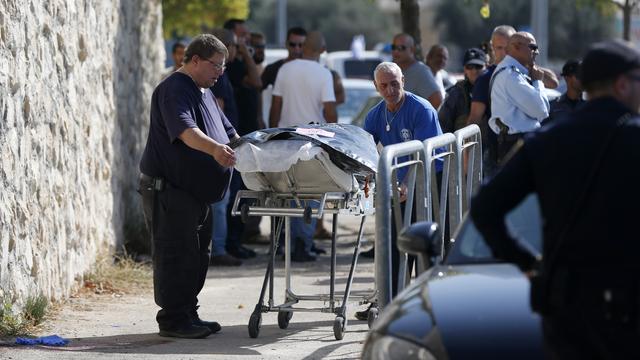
[268,31,337,262]
[426,44,452,99]
[269,31,337,128]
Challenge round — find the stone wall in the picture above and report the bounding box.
[0,0,164,306]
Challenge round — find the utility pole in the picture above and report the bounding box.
[531,0,549,66]
[276,0,287,47]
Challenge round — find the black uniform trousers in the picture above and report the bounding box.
[139,175,211,331]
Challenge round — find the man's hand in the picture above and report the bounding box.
[529,65,545,82]
[398,184,408,203]
[213,143,236,168]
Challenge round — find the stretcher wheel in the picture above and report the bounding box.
[367,307,378,329]
[303,206,312,224]
[333,316,345,340]
[248,311,262,338]
[241,204,250,224]
[277,310,293,329]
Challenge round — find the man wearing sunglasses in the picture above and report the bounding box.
[488,32,550,165]
[391,33,442,109]
[261,27,307,90]
[438,47,487,133]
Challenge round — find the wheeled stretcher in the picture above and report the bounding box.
[230,124,378,340]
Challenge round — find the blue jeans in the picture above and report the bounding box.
[290,200,318,253]
[210,191,230,256]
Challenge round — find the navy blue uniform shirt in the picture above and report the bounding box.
[140,72,237,204]
[471,97,640,271]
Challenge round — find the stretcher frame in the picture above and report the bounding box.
[231,189,376,340]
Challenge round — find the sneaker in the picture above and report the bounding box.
[227,246,256,259]
[291,251,317,262]
[193,318,222,334]
[361,247,374,259]
[210,254,242,266]
[311,243,327,255]
[355,303,375,321]
[158,324,212,339]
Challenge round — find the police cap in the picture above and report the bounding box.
[560,59,580,77]
[580,40,640,88]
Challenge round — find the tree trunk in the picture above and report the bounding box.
[400,0,423,60]
[623,0,631,41]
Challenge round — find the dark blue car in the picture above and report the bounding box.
[362,195,544,359]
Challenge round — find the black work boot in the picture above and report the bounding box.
[158,324,212,339]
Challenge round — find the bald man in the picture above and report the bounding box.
[391,33,442,109]
[489,32,550,164]
[268,31,337,262]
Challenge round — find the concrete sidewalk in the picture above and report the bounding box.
[0,215,376,360]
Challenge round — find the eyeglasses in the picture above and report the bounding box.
[527,43,539,51]
[391,44,408,51]
[202,58,225,71]
[464,64,484,70]
[288,42,304,48]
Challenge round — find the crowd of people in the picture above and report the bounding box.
[139,16,640,358]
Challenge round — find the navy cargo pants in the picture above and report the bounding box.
[139,175,211,331]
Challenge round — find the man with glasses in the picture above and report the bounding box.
[438,47,487,133]
[489,32,550,165]
[391,33,442,109]
[471,40,640,359]
[139,34,238,338]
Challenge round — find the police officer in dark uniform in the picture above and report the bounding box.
[543,59,585,125]
[139,34,238,339]
[470,40,640,359]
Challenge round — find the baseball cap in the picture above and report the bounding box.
[580,40,640,88]
[463,48,486,67]
[560,59,580,77]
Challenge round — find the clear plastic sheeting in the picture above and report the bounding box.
[230,123,378,177]
[234,140,322,173]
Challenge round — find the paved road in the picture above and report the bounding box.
[1,215,376,360]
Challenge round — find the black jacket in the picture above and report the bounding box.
[470,97,640,272]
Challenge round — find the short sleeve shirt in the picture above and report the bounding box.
[364,92,443,181]
[210,72,238,129]
[471,64,496,118]
[402,61,440,102]
[140,72,237,204]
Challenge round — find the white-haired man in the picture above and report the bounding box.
[356,61,443,320]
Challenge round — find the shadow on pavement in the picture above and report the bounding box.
[9,320,368,357]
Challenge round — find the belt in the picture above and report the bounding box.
[140,173,165,191]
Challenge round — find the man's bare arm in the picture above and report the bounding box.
[427,91,443,110]
[467,101,487,125]
[269,95,283,128]
[323,101,337,123]
[538,66,559,89]
[178,127,236,167]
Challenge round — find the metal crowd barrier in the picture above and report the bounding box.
[423,133,457,261]
[374,125,483,310]
[450,125,483,232]
[374,140,427,309]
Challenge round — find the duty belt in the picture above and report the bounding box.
[140,173,165,191]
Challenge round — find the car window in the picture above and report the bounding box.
[446,194,543,264]
[337,88,378,123]
[344,59,381,80]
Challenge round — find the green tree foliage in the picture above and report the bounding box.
[247,0,399,50]
[435,0,614,62]
[577,0,639,40]
[163,0,249,38]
